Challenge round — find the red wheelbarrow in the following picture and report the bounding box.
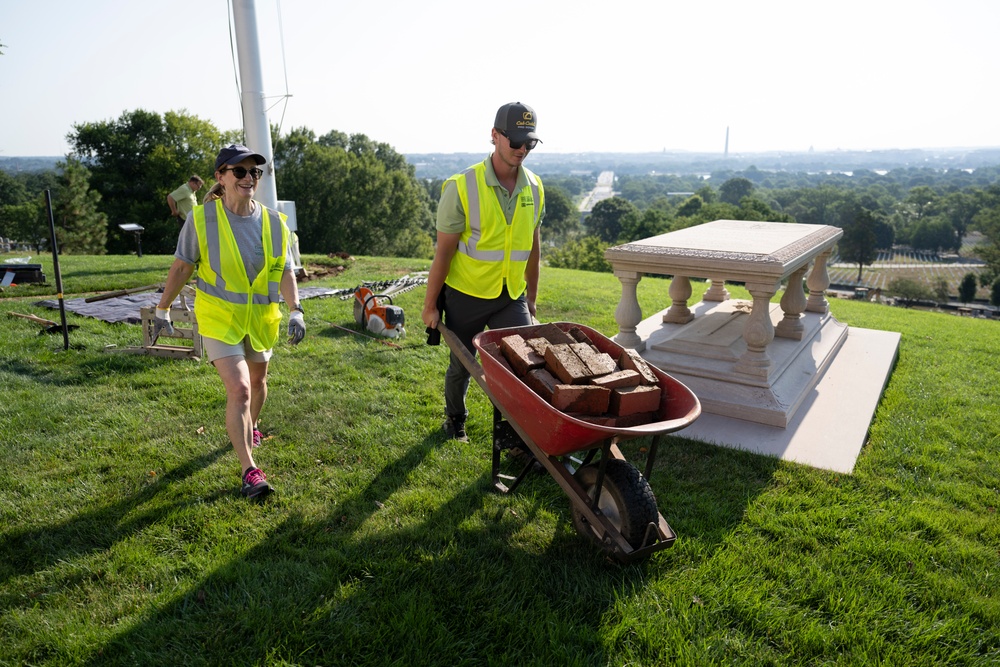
[435,321,701,563]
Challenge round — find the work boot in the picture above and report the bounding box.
[442,416,468,442]
[241,467,272,500]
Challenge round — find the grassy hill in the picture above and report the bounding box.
[1,253,997,665]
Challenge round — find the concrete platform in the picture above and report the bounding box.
[666,325,900,473]
[642,299,850,427]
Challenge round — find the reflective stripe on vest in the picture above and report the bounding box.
[457,166,540,264]
[197,201,283,306]
[193,200,288,349]
[445,161,543,300]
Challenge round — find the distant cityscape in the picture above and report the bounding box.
[4,146,1000,180]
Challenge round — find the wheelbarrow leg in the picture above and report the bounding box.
[644,434,662,482]
[491,404,532,493]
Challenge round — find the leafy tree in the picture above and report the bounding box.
[695,185,717,204]
[584,197,638,243]
[274,130,433,257]
[773,184,850,227]
[932,277,950,302]
[958,272,978,303]
[0,169,27,207]
[68,109,225,254]
[719,177,754,205]
[675,194,703,218]
[973,201,1000,281]
[910,216,956,253]
[52,158,108,254]
[538,185,578,244]
[838,206,880,282]
[991,277,1000,308]
[0,201,47,250]
[941,191,978,255]
[619,208,670,243]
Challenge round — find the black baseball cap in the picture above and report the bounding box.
[215,144,266,170]
[494,102,541,144]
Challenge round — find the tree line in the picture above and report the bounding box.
[3,107,1000,305]
[545,169,1000,305]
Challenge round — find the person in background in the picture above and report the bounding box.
[167,175,205,226]
[153,145,306,500]
[421,102,545,442]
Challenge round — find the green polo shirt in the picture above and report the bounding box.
[169,182,198,218]
[437,156,544,233]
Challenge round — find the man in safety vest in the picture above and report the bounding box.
[421,102,545,443]
[153,144,306,500]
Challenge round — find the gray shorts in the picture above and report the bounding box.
[202,335,273,363]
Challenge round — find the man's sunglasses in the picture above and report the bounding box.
[220,166,264,180]
[498,130,538,151]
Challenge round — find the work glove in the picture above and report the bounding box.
[152,307,174,343]
[288,310,305,345]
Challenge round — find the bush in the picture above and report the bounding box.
[888,277,932,307]
[544,236,611,272]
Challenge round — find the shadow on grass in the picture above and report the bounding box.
[0,444,231,592]
[0,353,167,386]
[85,431,780,665]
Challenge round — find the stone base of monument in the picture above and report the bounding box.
[635,300,900,473]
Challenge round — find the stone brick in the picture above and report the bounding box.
[568,327,592,344]
[619,348,659,385]
[482,342,515,375]
[610,384,662,416]
[552,384,610,415]
[611,411,657,428]
[569,413,618,427]
[535,323,576,345]
[500,334,545,376]
[544,343,592,384]
[570,342,618,377]
[525,337,552,357]
[590,369,642,389]
[524,368,559,402]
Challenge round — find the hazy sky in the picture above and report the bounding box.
[2,0,998,158]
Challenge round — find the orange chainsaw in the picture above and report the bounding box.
[353,286,406,339]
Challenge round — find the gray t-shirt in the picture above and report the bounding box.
[177,202,291,278]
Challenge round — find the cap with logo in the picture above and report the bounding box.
[494,102,541,144]
[215,144,267,171]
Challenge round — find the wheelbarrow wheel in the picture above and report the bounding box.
[570,459,659,551]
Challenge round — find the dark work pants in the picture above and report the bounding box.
[443,284,531,421]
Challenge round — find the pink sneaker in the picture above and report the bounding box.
[252,428,263,448]
[241,467,272,499]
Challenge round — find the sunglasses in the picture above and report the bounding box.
[220,166,263,180]
[498,130,538,151]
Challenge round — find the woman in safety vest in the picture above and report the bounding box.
[421,102,545,445]
[153,144,305,500]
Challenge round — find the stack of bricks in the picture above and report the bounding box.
[480,323,664,428]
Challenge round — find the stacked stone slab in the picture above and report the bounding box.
[485,326,664,427]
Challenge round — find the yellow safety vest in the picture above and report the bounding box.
[192,200,289,350]
[444,161,544,300]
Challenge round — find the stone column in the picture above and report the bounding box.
[806,249,833,314]
[703,277,730,302]
[775,264,808,340]
[613,270,644,350]
[734,279,779,378]
[662,275,694,324]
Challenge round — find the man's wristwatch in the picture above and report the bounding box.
[291,303,304,313]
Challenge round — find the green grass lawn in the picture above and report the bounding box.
[1,254,997,666]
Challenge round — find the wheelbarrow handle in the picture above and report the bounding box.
[433,321,490,395]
